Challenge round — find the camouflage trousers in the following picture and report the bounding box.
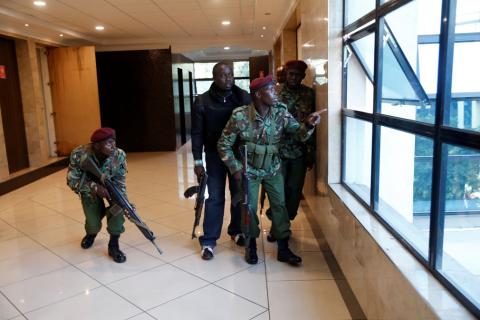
[244,173,291,240]
[81,195,125,235]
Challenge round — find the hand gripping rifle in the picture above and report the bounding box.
[81,157,163,255]
[184,172,207,239]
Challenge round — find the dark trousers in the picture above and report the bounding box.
[282,156,307,220]
[199,151,241,247]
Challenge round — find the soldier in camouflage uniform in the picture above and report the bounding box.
[266,60,316,242]
[217,75,325,266]
[67,127,128,263]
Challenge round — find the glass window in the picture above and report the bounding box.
[194,62,218,79]
[380,0,440,123]
[234,79,250,92]
[345,46,374,113]
[233,61,249,77]
[445,1,479,132]
[195,80,212,94]
[350,33,375,79]
[440,144,480,310]
[345,0,375,26]
[378,127,433,257]
[344,117,372,204]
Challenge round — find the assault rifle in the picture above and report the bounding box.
[81,157,163,255]
[184,172,207,239]
[239,144,251,243]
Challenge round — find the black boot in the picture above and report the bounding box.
[81,234,97,249]
[108,235,126,263]
[277,238,302,266]
[245,238,258,265]
[266,231,276,242]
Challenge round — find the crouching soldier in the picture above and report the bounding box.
[217,75,325,266]
[67,127,128,263]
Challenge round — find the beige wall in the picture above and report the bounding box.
[0,107,9,180]
[15,39,50,167]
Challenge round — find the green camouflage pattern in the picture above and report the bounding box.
[278,84,315,159]
[67,144,128,198]
[217,103,314,179]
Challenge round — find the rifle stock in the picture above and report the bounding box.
[81,156,163,254]
[184,172,207,239]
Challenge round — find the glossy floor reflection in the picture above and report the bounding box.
[0,144,354,320]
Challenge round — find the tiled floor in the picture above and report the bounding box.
[0,144,355,320]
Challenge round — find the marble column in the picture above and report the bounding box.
[15,38,49,167]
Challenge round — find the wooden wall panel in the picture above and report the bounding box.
[0,37,30,173]
[47,46,101,155]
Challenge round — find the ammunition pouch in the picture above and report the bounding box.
[246,142,278,170]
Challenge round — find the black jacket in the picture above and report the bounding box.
[191,83,251,160]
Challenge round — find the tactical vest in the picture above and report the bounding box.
[245,104,278,170]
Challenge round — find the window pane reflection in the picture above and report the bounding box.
[381,0,439,123]
[344,117,372,204]
[378,127,433,257]
[440,144,480,309]
[446,1,480,132]
[345,0,375,26]
[345,47,374,113]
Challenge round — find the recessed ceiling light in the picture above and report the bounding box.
[33,1,46,6]
[221,20,231,25]
[95,25,104,31]
[224,46,230,50]
[260,34,264,38]
[262,26,266,30]
[24,23,29,27]
[59,34,64,37]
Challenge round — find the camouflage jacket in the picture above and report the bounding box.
[67,144,128,198]
[217,103,314,179]
[278,84,316,159]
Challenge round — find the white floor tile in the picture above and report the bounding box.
[0,204,59,224]
[172,246,254,282]
[120,221,180,247]
[108,264,208,310]
[49,233,111,265]
[265,251,333,281]
[0,249,68,287]
[148,285,266,320]
[29,224,87,248]
[133,202,190,221]
[268,280,351,320]
[9,214,80,234]
[215,263,269,308]
[24,286,141,320]
[0,220,22,243]
[76,247,164,284]
[0,236,44,262]
[135,232,198,263]
[252,311,270,320]
[127,313,156,320]
[0,293,20,319]
[2,266,101,313]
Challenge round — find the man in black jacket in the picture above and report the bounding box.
[191,62,252,260]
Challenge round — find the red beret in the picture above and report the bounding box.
[285,60,308,72]
[249,75,274,91]
[90,127,116,143]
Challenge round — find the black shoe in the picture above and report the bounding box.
[201,246,214,260]
[266,232,276,243]
[108,246,126,263]
[278,248,302,266]
[231,234,245,246]
[245,247,258,264]
[80,234,96,249]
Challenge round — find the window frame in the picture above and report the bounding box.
[341,0,480,317]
